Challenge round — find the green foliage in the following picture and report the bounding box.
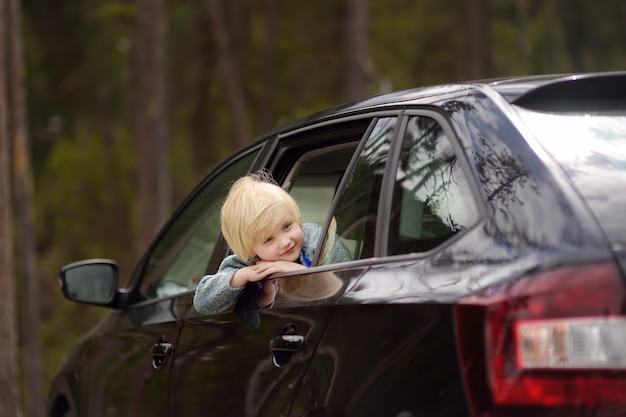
[36,127,135,267]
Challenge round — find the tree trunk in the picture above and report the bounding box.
[7,0,43,415]
[466,0,493,79]
[559,0,587,72]
[0,0,22,415]
[190,8,217,173]
[513,0,531,69]
[133,0,169,253]
[228,1,250,72]
[341,0,369,102]
[258,0,277,132]
[205,0,249,150]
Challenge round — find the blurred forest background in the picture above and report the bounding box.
[1,0,626,415]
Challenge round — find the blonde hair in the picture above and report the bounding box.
[220,171,301,261]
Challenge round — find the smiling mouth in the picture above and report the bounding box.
[283,246,296,256]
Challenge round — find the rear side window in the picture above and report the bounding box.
[387,115,479,255]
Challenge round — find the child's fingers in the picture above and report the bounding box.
[253,262,274,272]
[248,264,274,281]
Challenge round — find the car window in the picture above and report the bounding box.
[287,143,358,225]
[387,115,479,255]
[138,148,260,299]
[322,117,397,261]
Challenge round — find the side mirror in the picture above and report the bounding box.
[60,259,119,306]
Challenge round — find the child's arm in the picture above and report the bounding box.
[193,255,248,315]
[194,256,305,314]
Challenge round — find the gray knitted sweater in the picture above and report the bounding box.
[193,223,351,315]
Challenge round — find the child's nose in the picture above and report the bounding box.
[278,234,291,247]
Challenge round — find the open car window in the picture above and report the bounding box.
[269,118,379,265]
[286,142,358,226]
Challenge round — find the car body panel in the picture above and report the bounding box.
[49,71,626,417]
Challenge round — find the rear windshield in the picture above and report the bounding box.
[516,108,626,245]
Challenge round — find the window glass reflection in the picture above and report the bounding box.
[388,116,479,255]
[518,109,626,243]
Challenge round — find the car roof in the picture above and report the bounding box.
[256,71,626,142]
[384,71,626,109]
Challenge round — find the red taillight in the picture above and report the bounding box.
[455,262,626,415]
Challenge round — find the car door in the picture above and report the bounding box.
[74,301,186,417]
[171,292,336,416]
[289,111,482,417]
[169,116,392,417]
[77,146,262,417]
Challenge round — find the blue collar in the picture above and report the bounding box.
[301,250,312,267]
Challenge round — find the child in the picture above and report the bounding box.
[193,171,351,316]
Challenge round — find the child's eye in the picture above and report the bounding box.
[264,236,273,244]
[283,222,292,231]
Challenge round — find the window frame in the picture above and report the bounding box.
[266,115,392,267]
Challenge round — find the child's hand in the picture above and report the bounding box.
[230,266,265,288]
[253,260,307,277]
[230,261,306,288]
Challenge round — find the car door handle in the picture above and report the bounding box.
[151,342,173,369]
[269,334,305,353]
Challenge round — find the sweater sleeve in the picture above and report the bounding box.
[193,254,248,315]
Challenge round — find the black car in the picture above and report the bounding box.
[49,72,626,417]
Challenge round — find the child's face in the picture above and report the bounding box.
[253,205,304,263]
